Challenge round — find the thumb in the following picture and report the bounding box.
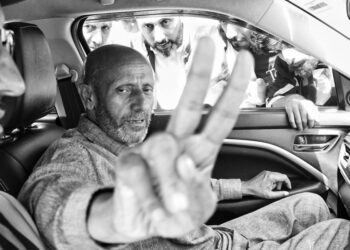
[267,190,290,199]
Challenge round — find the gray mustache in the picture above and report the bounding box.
[122,112,150,122]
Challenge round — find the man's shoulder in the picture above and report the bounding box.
[38,128,90,163]
[52,127,87,148]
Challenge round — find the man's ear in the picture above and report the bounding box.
[80,84,97,111]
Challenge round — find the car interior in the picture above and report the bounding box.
[1,0,350,248]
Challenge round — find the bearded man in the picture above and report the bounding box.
[136,16,192,109]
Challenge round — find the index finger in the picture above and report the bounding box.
[202,50,254,143]
[166,36,215,138]
[273,173,292,189]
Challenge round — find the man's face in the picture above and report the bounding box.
[95,59,154,146]
[295,59,318,78]
[138,17,183,57]
[221,23,251,50]
[0,6,25,134]
[83,21,112,50]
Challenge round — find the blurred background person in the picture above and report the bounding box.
[137,16,229,110]
[267,48,334,107]
[82,20,113,50]
[219,21,278,107]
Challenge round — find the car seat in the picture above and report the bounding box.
[0,22,65,196]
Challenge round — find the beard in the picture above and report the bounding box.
[151,24,183,57]
[153,41,179,57]
[95,102,152,147]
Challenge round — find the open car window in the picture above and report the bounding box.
[79,15,338,110]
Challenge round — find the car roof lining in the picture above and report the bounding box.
[3,0,273,23]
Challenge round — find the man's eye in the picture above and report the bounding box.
[161,19,171,27]
[84,24,97,32]
[143,86,154,94]
[144,24,154,31]
[116,87,130,94]
[101,25,111,32]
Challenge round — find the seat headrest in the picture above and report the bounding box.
[1,22,57,132]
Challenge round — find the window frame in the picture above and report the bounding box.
[72,9,342,113]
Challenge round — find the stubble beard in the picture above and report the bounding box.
[152,23,183,58]
[154,42,178,57]
[95,103,151,147]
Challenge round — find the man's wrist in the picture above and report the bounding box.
[241,180,253,196]
[87,190,117,243]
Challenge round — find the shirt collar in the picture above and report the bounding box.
[77,115,127,156]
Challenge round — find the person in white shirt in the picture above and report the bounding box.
[137,16,231,110]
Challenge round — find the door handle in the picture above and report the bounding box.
[294,143,330,152]
[293,134,339,152]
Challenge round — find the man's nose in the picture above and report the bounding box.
[0,47,25,97]
[90,30,102,46]
[153,26,166,43]
[130,90,147,111]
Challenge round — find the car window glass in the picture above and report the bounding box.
[81,15,338,110]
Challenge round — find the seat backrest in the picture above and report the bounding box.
[0,22,65,196]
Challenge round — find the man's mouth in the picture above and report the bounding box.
[125,118,147,130]
[127,119,145,124]
[155,41,172,50]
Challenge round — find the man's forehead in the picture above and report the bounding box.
[113,61,153,75]
[138,16,179,25]
[106,61,153,80]
[84,20,112,27]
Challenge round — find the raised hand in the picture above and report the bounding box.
[89,37,254,243]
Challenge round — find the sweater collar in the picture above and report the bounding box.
[77,115,128,156]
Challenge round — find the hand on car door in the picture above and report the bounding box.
[241,170,292,199]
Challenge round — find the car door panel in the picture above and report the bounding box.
[208,140,329,224]
[148,109,347,224]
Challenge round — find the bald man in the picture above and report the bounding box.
[19,44,350,249]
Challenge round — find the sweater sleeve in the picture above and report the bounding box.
[210,178,242,201]
[18,138,120,250]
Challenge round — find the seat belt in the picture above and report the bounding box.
[55,64,85,129]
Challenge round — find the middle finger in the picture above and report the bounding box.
[166,36,215,138]
[202,50,254,144]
